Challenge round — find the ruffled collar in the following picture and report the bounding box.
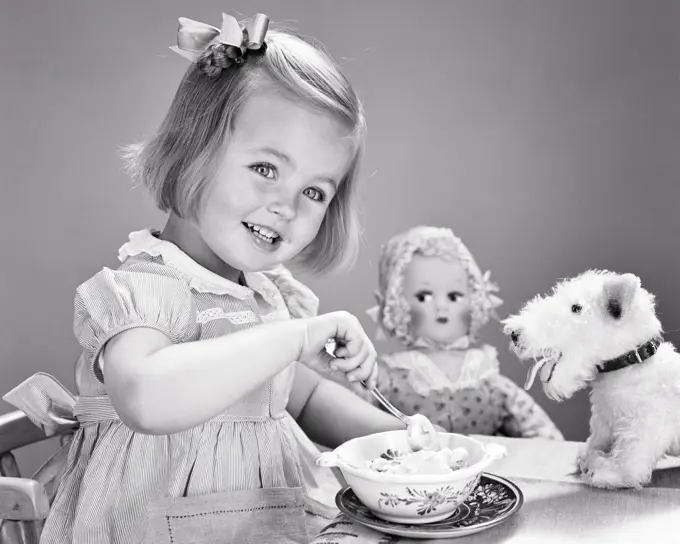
[382,344,500,396]
[118,229,281,306]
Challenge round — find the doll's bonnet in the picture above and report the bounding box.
[367,226,503,346]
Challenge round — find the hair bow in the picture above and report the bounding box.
[169,12,269,64]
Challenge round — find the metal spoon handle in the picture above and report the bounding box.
[362,381,410,426]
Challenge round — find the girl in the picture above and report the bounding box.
[362,225,564,439]
[3,13,404,544]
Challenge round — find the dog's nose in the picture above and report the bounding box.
[511,330,521,346]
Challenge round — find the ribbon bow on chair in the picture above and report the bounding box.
[2,373,78,437]
[170,13,269,76]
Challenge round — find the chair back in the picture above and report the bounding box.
[0,410,77,544]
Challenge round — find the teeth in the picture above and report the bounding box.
[258,227,277,238]
[245,223,280,243]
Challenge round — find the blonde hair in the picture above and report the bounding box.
[123,26,366,274]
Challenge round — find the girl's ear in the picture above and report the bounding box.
[600,273,640,320]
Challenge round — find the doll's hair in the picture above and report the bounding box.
[123,25,366,274]
[375,226,502,345]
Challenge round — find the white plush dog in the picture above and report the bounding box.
[502,270,680,489]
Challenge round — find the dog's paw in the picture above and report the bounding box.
[587,469,644,490]
[576,453,590,476]
[583,456,621,488]
[585,470,620,489]
[576,447,603,476]
[576,445,590,470]
[582,454,645,490]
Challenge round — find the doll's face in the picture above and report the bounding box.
[403,253,472,345]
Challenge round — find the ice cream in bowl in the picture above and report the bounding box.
[316,423,507,524]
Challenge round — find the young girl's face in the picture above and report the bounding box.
[198,90,354,273]
[403,253,472,346]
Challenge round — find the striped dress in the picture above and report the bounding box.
[5,230,338,543]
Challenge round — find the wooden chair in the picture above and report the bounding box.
[0,409,77,544]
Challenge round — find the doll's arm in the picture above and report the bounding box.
[493,375,564,440]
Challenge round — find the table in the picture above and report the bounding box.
[311,436,680,543]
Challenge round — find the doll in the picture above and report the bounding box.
[365,226,564,440]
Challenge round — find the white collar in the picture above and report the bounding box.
[411,335,471,351]
[118,229,280,306]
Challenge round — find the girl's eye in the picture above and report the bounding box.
[251,163,277,180]
[303,186,326,202]
[571,303,583,314]
[416,292,432,303]
[448,292,463,302]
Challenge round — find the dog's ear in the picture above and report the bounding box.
[601,273,640,320]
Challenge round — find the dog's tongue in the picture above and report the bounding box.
[524,359,549,390]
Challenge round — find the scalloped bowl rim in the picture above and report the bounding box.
[322,431,504,485]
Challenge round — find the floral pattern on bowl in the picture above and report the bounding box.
[379,448,402,461]
[377,475,481,516]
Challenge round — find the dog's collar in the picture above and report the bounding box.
[597,337,663,374]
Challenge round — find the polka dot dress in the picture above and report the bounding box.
[372,347,564,440]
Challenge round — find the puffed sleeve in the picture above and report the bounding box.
[73,267,199,381]
[490,374,565,440]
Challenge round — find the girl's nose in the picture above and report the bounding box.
[267,194,298,221]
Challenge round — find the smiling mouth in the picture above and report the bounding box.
[436,317,449,324]
[242,222,282,245]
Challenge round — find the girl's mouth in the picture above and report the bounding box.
[242,222,282,251]
[436,317,449,324]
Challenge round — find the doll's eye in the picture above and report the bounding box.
[571,304,582,314]
[448,292,463,302]
[415,291,432,303]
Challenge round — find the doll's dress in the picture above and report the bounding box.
[374,345,564,439]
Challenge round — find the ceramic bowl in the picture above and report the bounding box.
[316,431,506,524]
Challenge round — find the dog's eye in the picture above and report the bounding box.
[571,304,582,314]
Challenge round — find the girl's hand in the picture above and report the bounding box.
[298,311,378,390]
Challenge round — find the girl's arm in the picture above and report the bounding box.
[104,319,307,435]
[286,362,322,421]
[294,371,404,449]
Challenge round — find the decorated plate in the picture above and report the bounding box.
[335,473,523,539]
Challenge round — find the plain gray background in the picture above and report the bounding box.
[2,0,679,476]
